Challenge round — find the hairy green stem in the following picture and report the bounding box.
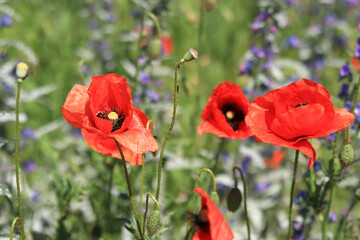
[287,150,300,240]
[337,198,358,240]
[190,168,216,210]
[145,12,162,38]
[155,63,181,200]
[322,181,334,240]
[140,155,145,229]
[114,139,144,240]
[10,217,19,240]
[14,79,25,240]
[233,166,251,240]
[213,138,226,173]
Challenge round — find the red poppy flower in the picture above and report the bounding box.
[191,187,234,240]
[161,35,174,55]
[62,73,158,165]
[245,78,354,168]
[351,57,359,71]
[265,149,285,168]
[197,81,252,139]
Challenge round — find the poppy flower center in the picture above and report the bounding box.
[295,102,307,108]
[96,107,125,132]
[221,104,245,131]
[186,208,210,233]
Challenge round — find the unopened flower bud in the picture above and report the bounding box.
[227,187,242,212]
[210,191,220,206]
[339,144,354,168]
[148,38,162,59]
[181,48,198,63]
[16,61,29,80]
[205,0,217,11]
[146,209,161,236]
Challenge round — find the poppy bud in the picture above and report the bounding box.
[339,144,354,168]
[16,61,29,80]
[210,191,220,206]
[356,189,360,198]
[205,0,217,11]
[181,48,198,63]
[148,38,162,59]
[226,188,242,212]
[146,209,161,236]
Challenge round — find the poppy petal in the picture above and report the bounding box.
[81,128,143,165]
[112,112,158,154]
[194,188,234,240]
[62,84,89,128]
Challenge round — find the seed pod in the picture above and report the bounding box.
[148,38,162,59]
[146,209,161,237]
[339,144,354,168]
[210,191,220,206]
[16,61,29,80]
[227,187,242,212]
[182,48,198,63]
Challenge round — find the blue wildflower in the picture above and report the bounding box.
[21,128,35,139]
[23,161,36,173]
[254,182,271,193]
[139,72,150,85]
[286,35,300,48]
[344,100,352,111]
[339,83,349,98]
[240,155,251,175]
[328,211,337,223]
[295,191,308,204]
[339,63,351,78]
[0,14,12,27]
[325,132,336,142]
[313,162,321,171]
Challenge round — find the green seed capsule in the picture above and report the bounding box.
[146,210,161,237]
[227,188,242,212]
[148,38,162,59]
[339,144,354,168]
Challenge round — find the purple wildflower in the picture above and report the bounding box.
[355,37,360,58]
[240,155,251,175]
[295,191,308,204]
[139,72,150,85]
[23,161,36,173]
[344,100,353,111]
[339,63,351,78]
[149,91,159,102]
[328,211,337,223]
[323,14,336,27]
[325,133,336,142]
[254,182,271,193]
[21,128,35,139]
[0,14,12,27]
[313,162,321,171]
[286,35,300,48]
[354,102,360,122]
[339,83,349,98]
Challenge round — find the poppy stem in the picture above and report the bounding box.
[336,197,358,240]
[213,137,226,173]
[321,181,334,240]
[14,79,26,240]
[233,166,251,240]
[140,155,145,230]
[145,12,162,38]
[155,63,181,200]
[114,139,144,240]
[106,157,115,229]
[10,217,19,240]
[287,150,300,240]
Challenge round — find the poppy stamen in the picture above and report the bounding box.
[96,107,125,132]
[295,102,307,108]
[221,104,245,131]
[226,110,235,120]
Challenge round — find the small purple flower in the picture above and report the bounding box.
[134,95,141,105]
[285,0,298,4]
[0,14,12,27]
[149,91,159,102]
[354,102,360,122]
[292,222,305,240]
[328,211,337,223]
[262,61,271,71]
[344,0,359,8]
[355,37,360,58]
[339,63,351,78]
[313,162,321,171]
[239,60,253,75]
[23,161,36,173]
[21,128,35,139]
[131,9,142,19]
[254,182,271,193]
[286,35,301,48]
[139,72,150,85]
[87,19,98,29]
[339,83,350,98]
[2,82,11,91]
[221,151,230,162]
[345,100,353,111]
[71,129,83,139]
[99,41,110,52]
[323,14,336,27]
[250,46,266,58]
[32,192,41,202]
[325,132,336,142]
[295,191,308,204]
[103,0,112,10]
[269,25,277,33]
[313,57,325,71]
[240,155,251,175]
[250,20,262,32]
[138,55,146,65]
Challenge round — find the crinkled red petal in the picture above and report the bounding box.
[62,84,89,128]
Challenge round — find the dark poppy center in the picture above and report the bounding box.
[294,102,307,108]
[221,104,245,131]
[186,208,210,234]
[96,107,125,132]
